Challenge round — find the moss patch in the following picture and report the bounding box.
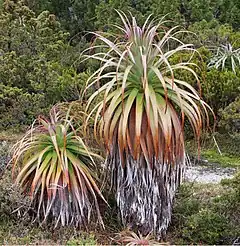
[186,133,240,167]
[201,149,240,167]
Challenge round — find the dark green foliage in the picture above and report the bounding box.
[28,0,99,36]
[188,19,240,48]
[170,174,240,244]
[216,133,240,156]
[180,0,216,24]
[0,171,30,222]
[204,69,240,112]
[0,84,48,129]
[219,97,240,133]
[24,0,240,37]
[220,172,240,214]
[218,0,240,29]
[95,0,134,31]
[180,0,240,29]
[0,141,10,175]
[188,20,230,46]
[0,1,85,130]
[151,0,181,21]
[181,209,227,244]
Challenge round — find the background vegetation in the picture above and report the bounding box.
[1,0,240,136]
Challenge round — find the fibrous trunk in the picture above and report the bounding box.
[106,150,185,238]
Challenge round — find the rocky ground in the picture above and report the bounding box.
[184,161,237,183]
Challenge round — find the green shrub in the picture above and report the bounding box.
[66,234,97,246]
[0,84,48,130]
[204,69,240,112]
[0,2,85,130]
[211,133,240,156]
[220,172,240,224]
[182,208,228,244]
[0,141,10,174]
[170,174,240,244]
[219,97,240,133]
[0,171,30,222]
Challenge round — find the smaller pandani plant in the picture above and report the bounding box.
[208,42,240,73]
[114,230,167,245]
[10,106,106,227]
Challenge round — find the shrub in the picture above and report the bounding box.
[0,84,48,130]
[0,171,30,222]
[66,234,97,246]
[204,69,240,112]
[219,97,240,133]
[220,172,240,224]
[0,141,11,175]
[181,208,227,244]
[0,2,85,130]
[170,174,240,245]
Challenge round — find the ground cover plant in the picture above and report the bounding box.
[169,172,240,245]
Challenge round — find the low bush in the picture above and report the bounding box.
[0,84,48,131]
[66,234,97,246]
[0,141,10,175]
[169,173,240,244]
[204,69,240,113]
[219,97,240,133]
[0,171,30,222]
[215,133,240,157]
[181,208,228,244]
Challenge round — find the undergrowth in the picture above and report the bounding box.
[0,132,239,245]
[1,169,239,245]
[169,173,240,244]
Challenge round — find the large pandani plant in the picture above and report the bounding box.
[84,11,213,237]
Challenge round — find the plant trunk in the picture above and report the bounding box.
[106,149,186,238]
